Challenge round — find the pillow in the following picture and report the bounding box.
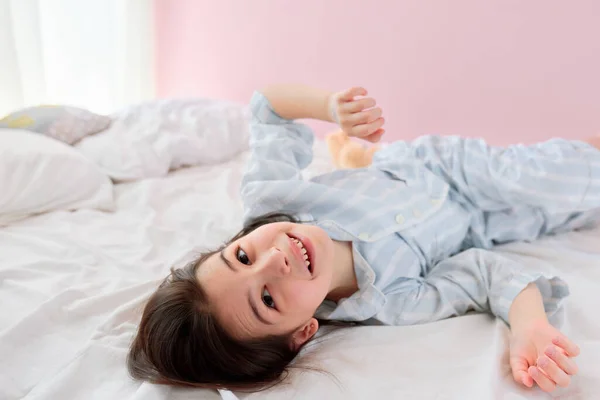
[0,105,111,144]
[75,98,250,181]
[0,129,114,225]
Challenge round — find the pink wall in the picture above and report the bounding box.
[155,0,600,145]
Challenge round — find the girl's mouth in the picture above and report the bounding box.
[287,234,313,275]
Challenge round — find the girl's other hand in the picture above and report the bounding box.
[509,319,580,393]
[328,87,385,143]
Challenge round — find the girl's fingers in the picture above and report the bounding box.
[529,366,556,393]
[537,356,571,388]
[552,336,580,357]
[521,372,534,388]
[340,87,367,101]
[364,129,385,143]
[335,87,384,141]
[510,357,532,387]
[348,107,383,125]
[545,345,579,375]
[351,118,385,138]
[341,97,376,113]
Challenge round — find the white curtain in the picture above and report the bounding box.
[0,0,155,116]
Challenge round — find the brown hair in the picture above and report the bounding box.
[127,213,314,391]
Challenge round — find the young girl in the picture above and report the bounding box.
[128,84,600,394]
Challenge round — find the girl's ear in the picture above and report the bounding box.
[291,318,319,351]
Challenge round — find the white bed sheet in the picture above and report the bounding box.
[1,140,599,400]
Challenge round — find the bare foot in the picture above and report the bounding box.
[339,142,380,169]
[326,130,351,167]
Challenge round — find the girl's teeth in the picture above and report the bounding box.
[293,239,307,254]
[292,237,310,270]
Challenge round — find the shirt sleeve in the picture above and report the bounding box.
[374,135,599,213]
[376,248,570,326]
[240,91,315,207]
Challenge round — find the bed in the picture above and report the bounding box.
[1,103,599,400]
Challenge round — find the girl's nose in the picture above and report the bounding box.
[262,247,290,277]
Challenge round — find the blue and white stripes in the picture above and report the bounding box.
[242,91,600,326]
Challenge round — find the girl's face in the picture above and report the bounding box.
[197,222,335,348]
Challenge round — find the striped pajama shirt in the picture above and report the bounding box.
[241,91,600,325]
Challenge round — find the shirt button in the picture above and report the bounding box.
[358,232,370,241]
[412,208,422,218]
[395,214,405,224]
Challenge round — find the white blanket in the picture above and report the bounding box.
[1,141,598,400]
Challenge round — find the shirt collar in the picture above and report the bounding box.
[314,221,386,321]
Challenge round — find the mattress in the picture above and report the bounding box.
[1,140,599,400]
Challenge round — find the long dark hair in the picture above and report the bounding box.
[127,212,316,391]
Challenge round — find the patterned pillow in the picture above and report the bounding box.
[0,105,112,145]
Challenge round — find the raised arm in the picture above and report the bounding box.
[240,87,330,209]
[241,85,385,215]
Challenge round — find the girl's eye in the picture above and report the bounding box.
[236,247,250,265]
[262,287,276,309]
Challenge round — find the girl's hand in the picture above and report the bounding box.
[328,87,385,143]
[509,319,580,393]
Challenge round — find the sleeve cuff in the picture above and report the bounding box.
[249,91,291,125]
[495,272,570,324]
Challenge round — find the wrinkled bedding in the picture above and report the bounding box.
[1,140,599,400]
